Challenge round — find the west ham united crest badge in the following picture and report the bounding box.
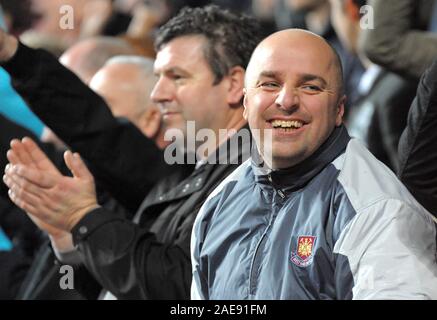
[291,236,317,267]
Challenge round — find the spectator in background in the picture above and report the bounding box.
[361,0,437,80]
[37,36,137,151]
[330,0,418,171]
[59,36,135,84]
[89,56,167,148]
[286,0,365,111]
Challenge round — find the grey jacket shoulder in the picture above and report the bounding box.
[360,0,437,79]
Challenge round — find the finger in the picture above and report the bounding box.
[12,164,57,188]
[3,172,11,188]
[22,137,60,173]
[5,171,59,219]
[3,171,15,189]
[64,151,93,180]
[8,189,40,215]
[6,149,21,165]
[10,139,35,166]
[4,171,45,199]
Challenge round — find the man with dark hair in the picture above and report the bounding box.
[155,4,260,84]
[0,5,263,299]
[191,29,437,300]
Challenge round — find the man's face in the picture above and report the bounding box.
[244,32,344,169]
[151,35,231,150]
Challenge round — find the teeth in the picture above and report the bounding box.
[271,120,304,129]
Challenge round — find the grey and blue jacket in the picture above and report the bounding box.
[191,126,437,299]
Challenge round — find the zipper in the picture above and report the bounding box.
[248,174,285,297]
[268,174,286,199]
[248,209,276,297]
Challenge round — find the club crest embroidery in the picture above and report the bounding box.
[291,236,317,267]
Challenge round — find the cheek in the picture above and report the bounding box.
[246,93,276,122]
[311,105,339,136]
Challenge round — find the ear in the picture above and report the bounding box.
[242,88,250,120]
[139,107,161,138]
[345,0,361,22]
[226,66,245,107]
[335,95,346,126]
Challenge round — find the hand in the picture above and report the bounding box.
[3,137,100,232]
[3,137,75,252]
[0,28,18,62]
[4,138,66,238]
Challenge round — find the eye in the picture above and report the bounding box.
[166,71,187,83]
[258,82,281,90]
[300,84,322,94]
[171,74,185,81]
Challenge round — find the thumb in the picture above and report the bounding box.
[64,151,93,180]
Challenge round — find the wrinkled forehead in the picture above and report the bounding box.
[245,39,336,86]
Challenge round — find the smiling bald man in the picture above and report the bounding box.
[191,29,437,300]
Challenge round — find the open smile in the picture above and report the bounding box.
[266,118,308,135]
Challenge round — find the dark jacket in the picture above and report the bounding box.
[3,43,249,299]
[398,60,437,216]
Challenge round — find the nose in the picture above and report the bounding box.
[274,85,299,112]
[150,76,173,104]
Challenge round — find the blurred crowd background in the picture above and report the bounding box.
[1,0,436,169]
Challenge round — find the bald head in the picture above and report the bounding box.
[89,56,161,138]
[245,29,344,99]
[60,37,135,83]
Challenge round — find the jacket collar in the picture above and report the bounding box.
[252,125,350,192]
[196,123,252,170]
[148,124,252,207]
